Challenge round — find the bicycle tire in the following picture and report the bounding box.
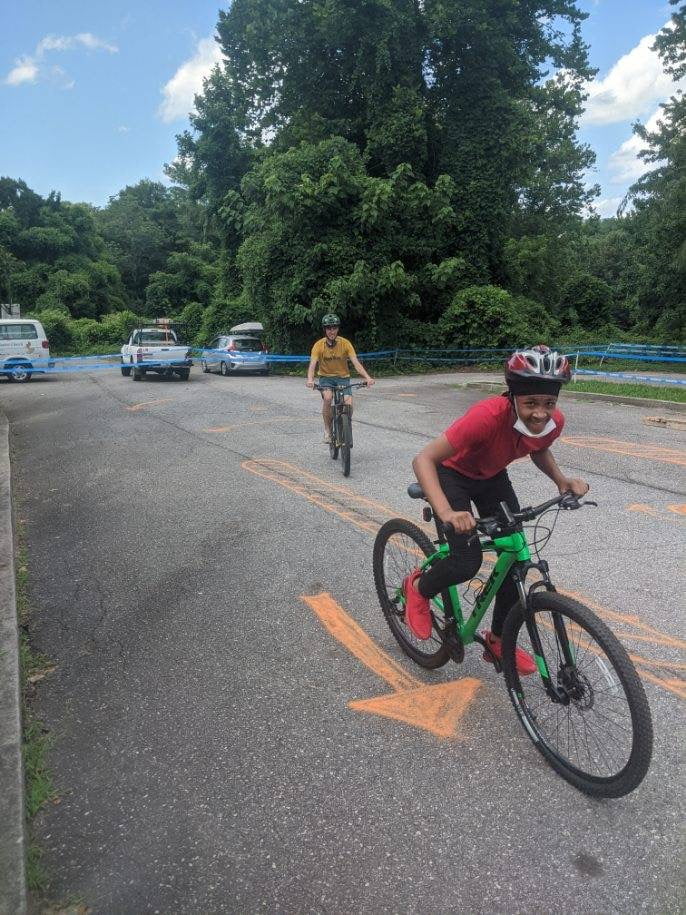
[502,591,653,797]
[340,413,351,477]
[329,414,339,460]
[373,519,451,669]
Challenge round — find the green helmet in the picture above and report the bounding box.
[321,313,340,327]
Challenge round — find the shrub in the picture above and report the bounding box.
[439,285,559,349]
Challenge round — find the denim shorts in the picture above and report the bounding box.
[317,376,351,391]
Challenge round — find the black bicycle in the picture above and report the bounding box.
[314,381,367,477]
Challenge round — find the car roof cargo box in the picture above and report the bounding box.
[229,321,264,335]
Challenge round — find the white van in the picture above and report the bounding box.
[0,319,52,383]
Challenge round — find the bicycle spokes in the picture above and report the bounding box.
[517,610,636,779]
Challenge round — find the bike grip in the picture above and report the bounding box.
[440,521,455,535]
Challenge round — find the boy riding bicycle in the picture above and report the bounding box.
[404,345,589,674]
[306,314,374,443]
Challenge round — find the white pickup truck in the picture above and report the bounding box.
[120,324,192,381]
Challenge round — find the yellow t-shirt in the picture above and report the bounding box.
[311,336,356,378]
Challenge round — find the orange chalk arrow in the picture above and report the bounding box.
[301,592,480,739]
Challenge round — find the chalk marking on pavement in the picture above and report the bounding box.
[667,504,686,515]
[205,417,318,433]
[561,436,686,468]
[247,459,685,700]
[126,398,172,412]
[301,592,481,738]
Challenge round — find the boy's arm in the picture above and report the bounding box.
[531,448,589,496]
[412,435,476,532]
[349,353,374,385]
[306,355,318,387]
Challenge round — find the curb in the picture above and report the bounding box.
[459,382,686,413]
[0,412,27,915]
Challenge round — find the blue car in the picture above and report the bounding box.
[201,332,269,376]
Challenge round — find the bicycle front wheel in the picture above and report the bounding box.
[329,415,339,460]
[373,519,451,668]
[502,592,653,797]
[340,413,351,477]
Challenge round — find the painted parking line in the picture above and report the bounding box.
[245,459,685,700]
[561,435,686,468]
[301,592,481,738]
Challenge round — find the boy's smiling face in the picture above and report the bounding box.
[514,393,558,433]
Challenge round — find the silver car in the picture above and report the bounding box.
[201,334,270,376]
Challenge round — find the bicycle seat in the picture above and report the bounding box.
[407,482,424,499]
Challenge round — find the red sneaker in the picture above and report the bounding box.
[402,570,432,640]
[482,630,537,676]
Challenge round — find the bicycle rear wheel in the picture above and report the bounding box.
[502,591,653,797]
[373,519,451,668]
[340,413,351,477]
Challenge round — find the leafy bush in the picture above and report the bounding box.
[34,308,75,352]
[439,285,559,349]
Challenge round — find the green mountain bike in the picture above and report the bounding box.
[373,486,653,797]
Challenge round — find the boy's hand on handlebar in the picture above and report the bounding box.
[364,377,375,387]
[306,379,315,389]
[558,478,590,498]
[440,510,476,533]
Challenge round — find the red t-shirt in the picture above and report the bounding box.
[442,395,564,479]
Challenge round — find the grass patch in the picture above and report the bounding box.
[569,379,686,402]
[15,532,56,894]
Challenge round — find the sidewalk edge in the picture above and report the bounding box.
[0,410,27,915]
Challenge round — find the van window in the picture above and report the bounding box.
[0,323,39,340]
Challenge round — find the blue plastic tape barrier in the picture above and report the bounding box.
[571,351,686,363]
[573,369,686,386]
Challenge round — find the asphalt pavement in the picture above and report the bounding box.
[0,367,684,913]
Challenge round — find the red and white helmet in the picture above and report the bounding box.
[505,344,571,385]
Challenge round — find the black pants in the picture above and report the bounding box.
[417,465,520,636]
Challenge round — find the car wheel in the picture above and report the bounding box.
[178,369,190,381]
[121,365,132,377]
[10,364,32,383]
[220,361,229,376]
[132,367,142,381]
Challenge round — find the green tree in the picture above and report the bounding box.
[439,285,559,349]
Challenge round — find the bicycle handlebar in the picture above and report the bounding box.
[440,491,597,539]
[312,381,368,393]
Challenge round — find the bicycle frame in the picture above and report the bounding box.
[418,529,579,690]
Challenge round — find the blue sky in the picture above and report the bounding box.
[2,1,682,216]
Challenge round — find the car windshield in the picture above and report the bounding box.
[137,329,178,344]
[231,337,262,351]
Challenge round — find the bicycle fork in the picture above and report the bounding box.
[515,562,578,704]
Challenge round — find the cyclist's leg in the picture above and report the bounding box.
[317,379,335,438]
[472,471,521,637]
[415,466,483,599]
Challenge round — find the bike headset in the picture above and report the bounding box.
[322,313,341,348]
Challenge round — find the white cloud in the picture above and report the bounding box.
[158,36,222,123]
[609,108,664,183]
[117,125,131,133]
[36,33,118,55]
[3,32,117,88]
[5,56,39,86]
[582,28,684,126]
[594,196,624,218]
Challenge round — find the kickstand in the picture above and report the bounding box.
[474,632,502,674]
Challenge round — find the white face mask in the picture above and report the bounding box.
[513,416,556,438]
